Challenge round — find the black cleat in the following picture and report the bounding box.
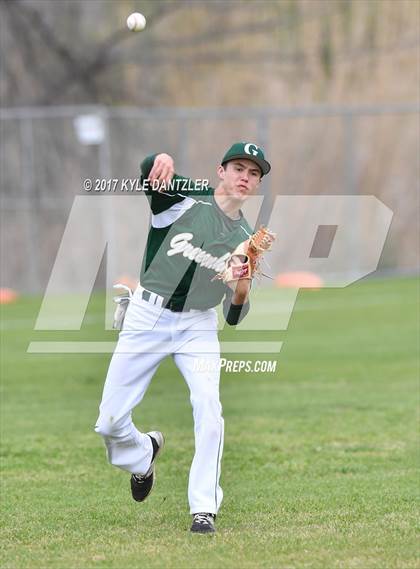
[190,512,216,534]
[130,431,164,502]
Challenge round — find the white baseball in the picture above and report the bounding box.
[126,12,146,32]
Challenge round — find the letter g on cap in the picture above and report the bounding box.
[244,143,259,156]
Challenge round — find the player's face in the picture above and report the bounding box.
[217,159,262,201]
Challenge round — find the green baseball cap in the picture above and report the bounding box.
[221,142,271,176]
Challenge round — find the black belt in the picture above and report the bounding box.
[141,288,189,312]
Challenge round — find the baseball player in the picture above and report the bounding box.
[95,142,272,534]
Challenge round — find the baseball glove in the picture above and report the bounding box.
[214,226,276,285]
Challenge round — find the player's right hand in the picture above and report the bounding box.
[148,153,175,185]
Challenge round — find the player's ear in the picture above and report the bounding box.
[217,164,226,180]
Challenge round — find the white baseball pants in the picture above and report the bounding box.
[95,286,224,515]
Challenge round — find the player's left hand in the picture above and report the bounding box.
[213,226,276,305]
[227,277,252,305]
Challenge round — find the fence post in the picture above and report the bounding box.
[19,117,40,292]
[98,107,117,289]
[343,114,362,277]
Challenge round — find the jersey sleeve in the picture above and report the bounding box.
[140,154,210,215]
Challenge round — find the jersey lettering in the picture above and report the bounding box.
[167,232,230,273]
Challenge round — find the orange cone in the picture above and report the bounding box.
[275,272,323,289]
[0,288,19,304]
[115,275,138,291]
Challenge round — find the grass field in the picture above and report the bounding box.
[1,276,419,569]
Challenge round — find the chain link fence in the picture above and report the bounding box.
[1,104,418,293]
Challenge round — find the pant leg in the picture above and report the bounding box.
[95,293,169,475]
[173,316,223,515]
[95,341,163,474]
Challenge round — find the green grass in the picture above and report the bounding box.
[1,277,419,569]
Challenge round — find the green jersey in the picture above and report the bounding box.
[139,154,253,310]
